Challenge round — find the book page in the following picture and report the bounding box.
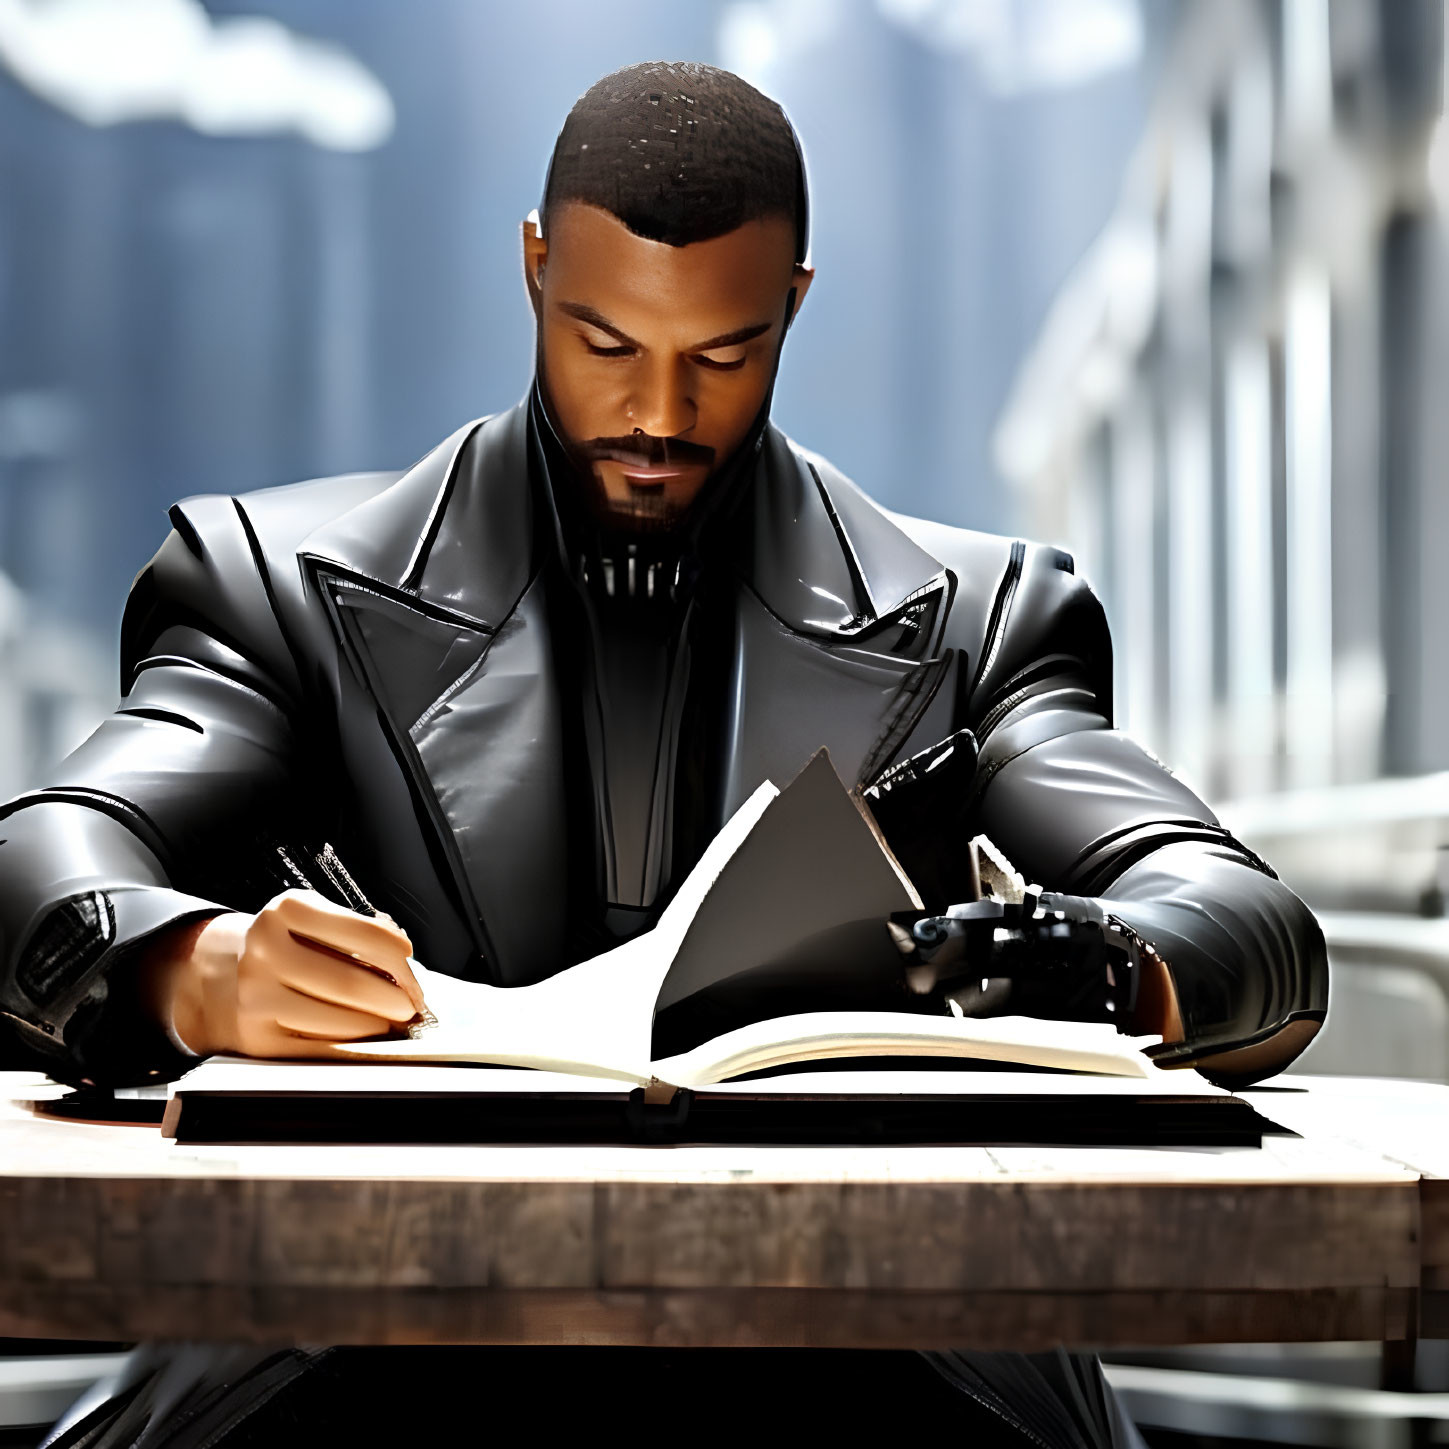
[342,778,782,1082]
[652,750,921,1022]
[158,1059,1213,1099]
[344,1008,1162,1085]
[653,1013,1165,1086]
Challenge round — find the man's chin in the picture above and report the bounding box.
[593,499,691,535]
[591,476,708,535]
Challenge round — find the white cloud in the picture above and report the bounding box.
[0,0,393,151]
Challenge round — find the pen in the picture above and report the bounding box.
[272,843,433,1028]
[274,842,377,916]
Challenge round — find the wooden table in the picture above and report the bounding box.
[0,1071,1440,1352]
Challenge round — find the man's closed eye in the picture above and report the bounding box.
[693,348,748,370]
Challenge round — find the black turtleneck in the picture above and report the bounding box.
[526,383,761,951]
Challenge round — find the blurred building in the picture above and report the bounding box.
[995,0,1449,1083]
[991,14,1449,1430]
[997,0,1447,800]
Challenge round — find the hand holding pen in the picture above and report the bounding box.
[137,845,427,1061]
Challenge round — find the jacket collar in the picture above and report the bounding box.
[300,403,539,630]
[302,396,947,645]
[727,427,950,642]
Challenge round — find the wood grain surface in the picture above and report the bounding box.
[0,1072,1434,1349]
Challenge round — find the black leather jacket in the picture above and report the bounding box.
[0,400,1327,1087]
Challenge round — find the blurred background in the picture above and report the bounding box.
[2,0,1449,1441]
[0,0,1170,788]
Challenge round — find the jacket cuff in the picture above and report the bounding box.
[10,886,227,1087]
[1098,839,1328,1067]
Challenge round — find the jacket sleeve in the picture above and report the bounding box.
[0,498,310,1087]
[958,542,1328,1086]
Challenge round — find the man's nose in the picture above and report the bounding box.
[627,357,696,438]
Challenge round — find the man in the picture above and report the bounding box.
[6,62,1322,1445]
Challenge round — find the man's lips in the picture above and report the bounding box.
[589,440,714,479]
[616,461,701,485]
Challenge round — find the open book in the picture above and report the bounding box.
[340,751,1164,1089]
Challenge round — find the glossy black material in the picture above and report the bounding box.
[0,398,1326,1087]
[897,893,1143,1026]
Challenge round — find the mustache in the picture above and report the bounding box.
[585,435,715,470]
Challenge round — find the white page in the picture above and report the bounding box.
[653,1013,1164,1085]
[342,779,781,1082]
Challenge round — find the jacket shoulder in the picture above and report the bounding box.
[880,510,1078,582]
[768,435,1099,692]
[121,471,402,695]
[170,470,404,565]
[883,511,1110,723]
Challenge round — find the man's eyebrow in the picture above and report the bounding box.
[691,321,774,350]
[557,301,774,352]
[558,302,640,348]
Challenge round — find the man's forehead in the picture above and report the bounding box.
[543,202,798,316]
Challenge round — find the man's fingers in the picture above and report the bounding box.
[271,992,402,1041]
[269,890,414,959]
[283,929,428,1015]
[274,946,421,1023]
[248,892,429,1024]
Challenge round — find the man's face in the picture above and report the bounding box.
[525,202,812,532]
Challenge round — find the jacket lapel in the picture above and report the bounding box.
[302,405,572,985]
[718,429,958,817]
[296,405,958,982]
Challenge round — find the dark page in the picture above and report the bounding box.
[651,750,922,1054]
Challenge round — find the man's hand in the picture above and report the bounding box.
[894,892,1185,1043]
[139,891,425,1059]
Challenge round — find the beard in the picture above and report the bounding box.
[593,480,683,533]
[534,377,717,537]
[582,435,716,534]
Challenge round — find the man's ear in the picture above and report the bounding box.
[521,211,548,316]
[784,263,815,331]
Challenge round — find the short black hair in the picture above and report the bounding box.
[541,61,807,263]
